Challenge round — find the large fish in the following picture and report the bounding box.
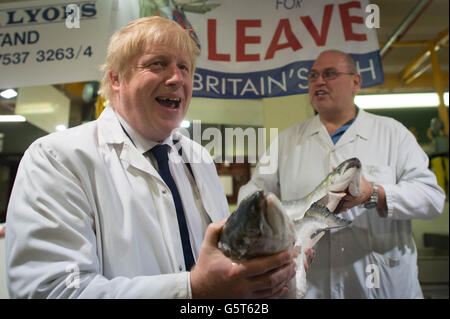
[218,190,351,298]
[218,158,361,298]
[218,190,298,298]
[218,190,295,261]
[284,157,362,221]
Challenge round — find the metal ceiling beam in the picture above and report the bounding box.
[379,41,428,48]
[396,28,449,137]
[404,64,432,85]
[401,28,449,83]
[380,0,432,58]
[430,47,449,137]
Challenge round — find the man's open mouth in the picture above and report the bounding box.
[315,90,328,96]
[156,97,181,108]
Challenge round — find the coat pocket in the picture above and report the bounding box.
[366,251,422,298]
[363,164,396,184]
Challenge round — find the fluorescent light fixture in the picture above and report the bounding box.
[17,104,55,114]
[0,89,17,99]
[0,115,26,122]
[180,120,190,128]
[355,92,449,109]
[56,124,67,131]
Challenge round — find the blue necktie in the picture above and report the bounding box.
[150,144,195,271]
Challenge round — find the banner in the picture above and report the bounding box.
[0,0,384,99]
[0,0,112,89]
[181,0,384,98]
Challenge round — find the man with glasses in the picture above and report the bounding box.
[238,50,445,298]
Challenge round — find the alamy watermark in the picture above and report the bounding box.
[365,264,380,289]
[65,4,80,29]
[365,4,380,29]
[174,121,279,175]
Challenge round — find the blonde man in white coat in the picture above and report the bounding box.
[239,50,445,298]
[5,16,296,299]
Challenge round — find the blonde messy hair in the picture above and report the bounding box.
[98,16,200,103]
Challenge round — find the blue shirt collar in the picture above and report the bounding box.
[329,117,356,144]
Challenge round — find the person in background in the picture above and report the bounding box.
[238,49,446,298]
[5,16,296,299]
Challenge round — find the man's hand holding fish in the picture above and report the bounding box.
[190,218,297,299]
[338,175,387,214]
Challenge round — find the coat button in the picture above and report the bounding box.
[178,265,183,271]
[162,189,167,194]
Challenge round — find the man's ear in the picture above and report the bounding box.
[109,71,120,91]
[352,73,362,94]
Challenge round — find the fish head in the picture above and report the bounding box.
[298,203,352,248]
[233,190,266,232]
[236,190,291,238]
[219,190,295,260]
[327,157,362,196]
[303,203,352,230]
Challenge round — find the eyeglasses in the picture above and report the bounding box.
[308,68,355,82]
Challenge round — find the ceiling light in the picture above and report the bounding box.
[180,120,190,128]
[355,92,449,109]
[0,115,26,122]
[0,89,17,99]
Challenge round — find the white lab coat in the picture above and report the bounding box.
[239,109,445,299]
[5,107,229,299]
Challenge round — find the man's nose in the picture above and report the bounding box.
[165,64,184,88]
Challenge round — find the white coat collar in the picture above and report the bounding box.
[334,108,371,146]
[350,108,371,140]
[302,114,333,148]
[96,108,229,223]
[304,107,370,147]
[97,106,128,146]
[96,107,160,178]
[96,108,218,207]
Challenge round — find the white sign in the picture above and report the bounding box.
[0,0,112,88]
